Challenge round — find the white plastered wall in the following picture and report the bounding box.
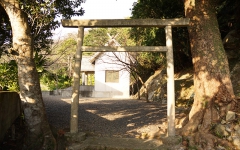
[94,52,130,98]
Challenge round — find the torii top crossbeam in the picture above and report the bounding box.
[61,18,189,28]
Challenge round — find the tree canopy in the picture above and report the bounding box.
[0,0,85,91]
[217,0,240,39]
[84,28,136,46]
[0,0,84,57]
[130,0,192,72]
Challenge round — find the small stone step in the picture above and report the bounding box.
[66,136,183,150]
[65,132,86,143]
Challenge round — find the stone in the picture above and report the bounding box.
[216,145,226,150]
[234,124,240,131]
[148,91,155,100]
[221,120,226,124]
[160,135,182,145]
[162,99,167,104]
[236,128,240,136]
[226,111,235,122]
[214,124,229,137]
[182,140,188,146]
[233,138,240,149]
[227,136,233,142]
[67,143,83,150]
[232,131,239,137]
[225,126,232,132]
[65,132,86,142]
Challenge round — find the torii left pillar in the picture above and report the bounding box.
[70,27,84,133]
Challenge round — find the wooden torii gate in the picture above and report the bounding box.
[61,18,189,137]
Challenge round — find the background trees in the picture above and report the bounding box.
[0,0,84,90]
[0,60,18,91]
[130,0,192,100]
[40,34,78,91]
[130,0,192,73]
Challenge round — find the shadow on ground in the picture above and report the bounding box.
[43,96,186,150]
[43,96,168,138]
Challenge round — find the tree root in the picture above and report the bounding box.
[185,131,234,150]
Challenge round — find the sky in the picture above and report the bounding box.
[53,0,137,39]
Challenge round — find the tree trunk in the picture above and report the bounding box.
[0,0,56,149]
[138,76,149,102]
[183,0,235,137]
[137,82,140,100]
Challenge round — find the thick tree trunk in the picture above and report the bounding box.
[183,0,235,136]
[0,0,56,149]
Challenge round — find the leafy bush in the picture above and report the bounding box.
[40,67,72,91]
[0,60,19,91]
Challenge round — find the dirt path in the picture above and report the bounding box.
[43,95,169,139]
[43,96,188,149]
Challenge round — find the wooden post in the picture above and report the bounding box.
[85,73,88,85]
[70,27,84,133]
[165,25,175,137]
[82,72,85,85]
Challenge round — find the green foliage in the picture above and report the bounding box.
[39,34,79,90]
[129,0,240,76]
[0,5,11,57]
[34,52,49,75]
[137,52,166,70]
[40,68,72,91]
[87,74,95,85]
[131,0,184,19]
[0,1,85,91]
[217,0,240,38]
[130,0,192,72]
[84,28,109,46]
[56,36,77,55]
[0,60,19,91]
[84,28,135,46]
[0,0,84,55]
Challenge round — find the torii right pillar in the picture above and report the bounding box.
[165,25,175,137]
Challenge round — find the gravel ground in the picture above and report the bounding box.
[43,95,169,138]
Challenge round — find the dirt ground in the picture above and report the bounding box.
[43,95,170,139]
[43,95,186,149]
[0,96,187,150]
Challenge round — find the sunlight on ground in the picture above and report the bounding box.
[86,109,139,121]
[100,112,138,121]
[86,109,97,113]
[60,98,71,103]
